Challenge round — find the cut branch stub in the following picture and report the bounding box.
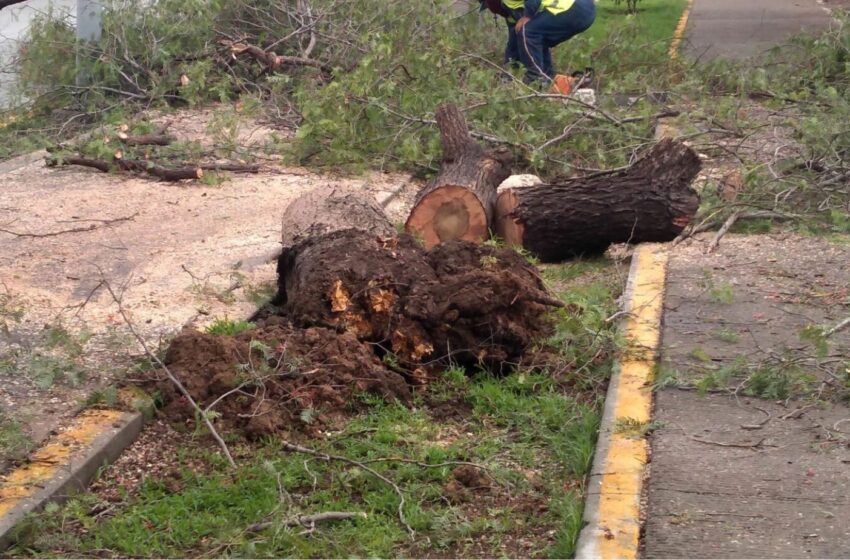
[405,103,513,249]
[495,138,701,261]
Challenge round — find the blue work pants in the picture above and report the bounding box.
[517,0,595,82]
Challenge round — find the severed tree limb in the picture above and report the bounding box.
[220,39,332,74]
[199,162,260,173]
[707,211,740,253]
[281,441,415,538]
[117,132,175,146]
[246,511,367,533]
[116,158,203,181]
[46,154,201,181]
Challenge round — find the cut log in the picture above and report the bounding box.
[276,229,560,369]
[280,184,395,249]
[405,104,513,249]
[495,139,701,261]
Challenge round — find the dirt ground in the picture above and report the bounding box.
[0,106,420,468]
[643,233,850,558]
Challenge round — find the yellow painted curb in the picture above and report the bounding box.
[0,408,142,549]
[0,409,124,517]
[668,0,694,60]
[576,243,669,559]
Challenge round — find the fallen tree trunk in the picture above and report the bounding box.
[277,229,560,369]
[280,184,395,249]
[495,139,701,260]
[405,104,513,249]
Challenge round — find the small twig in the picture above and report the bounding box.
[281,441,415,538]
[246,511,367,533]
[740,406,771,430]
[690,435,767,449]
[0,213,138,238]
[833,418,850,434]
[707,211,740,253]
[101,279,236,467]
[824,316,850,338]
[780,404,815,420]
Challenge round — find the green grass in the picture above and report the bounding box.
[557,0,689,70]
[8,258,623,558]
[0,410,33,462]
[712,328,741,343]
[205,318,255,336]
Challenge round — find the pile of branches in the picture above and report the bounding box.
[45,124,260,181]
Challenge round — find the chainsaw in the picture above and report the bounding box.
[550,66,594,95]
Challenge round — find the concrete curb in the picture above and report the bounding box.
[575,244,669,559]
[0,409,143,550]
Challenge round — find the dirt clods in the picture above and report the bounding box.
[151,319,409,439]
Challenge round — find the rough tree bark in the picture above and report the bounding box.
[405,103,513,249]
[280,184,395,249]
[495,138,701,261]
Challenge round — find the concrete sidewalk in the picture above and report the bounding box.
[685,0,833,60]
[643,235,850,558]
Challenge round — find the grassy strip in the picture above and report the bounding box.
[8,258,623,559]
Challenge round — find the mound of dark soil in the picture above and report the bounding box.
[151,318,410,439]
[278,230,561,370]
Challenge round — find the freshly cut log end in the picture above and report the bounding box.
[404,185,490,248]
[494,188,524,248]
[404,103,513,249]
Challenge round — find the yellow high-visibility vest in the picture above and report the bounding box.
[504,0,575,15]
[541,0,575,14]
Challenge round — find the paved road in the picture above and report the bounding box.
[685,0,832,59]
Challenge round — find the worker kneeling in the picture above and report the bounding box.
[512,0,595,85]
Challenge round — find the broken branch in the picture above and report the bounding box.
[117,132,175,146]
[281,441,414,538]
[47,154,202,181]
[101,280,236,467]
[221,39,331,74]
[246,511,367,533]
[0,213,139,238]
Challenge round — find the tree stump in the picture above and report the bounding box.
[280,184,395,249]
[405,104,513,249]
[495,139,701,261]
[276,229,561,369]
